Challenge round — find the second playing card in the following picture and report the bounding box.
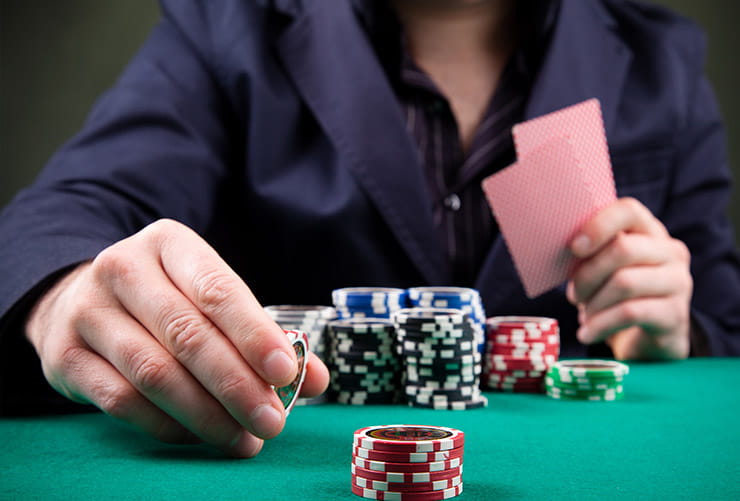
[481,99,617,298]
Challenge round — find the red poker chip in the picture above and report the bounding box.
[487,316,558,328]
[487,334,560,346]
[489,325,558,335]
[353,445,464,463]
[487,353,557,363]
[486,360,553,371]
[486,340,559,349]
[353,425,464,453]
[353,456,463,473]
[351,483,463,500]
[351,463,463,483]
[487,347,560,358]
[483,368,547,378]
[482,373,545,383]
[352,473,462,492]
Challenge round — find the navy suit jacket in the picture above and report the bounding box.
[2,0,739,413]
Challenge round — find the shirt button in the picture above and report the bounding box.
[444,194,461,211]
[427,99,446,115]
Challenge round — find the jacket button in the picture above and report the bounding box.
[444,194,461,211]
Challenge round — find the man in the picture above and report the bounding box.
[1,0,739,458]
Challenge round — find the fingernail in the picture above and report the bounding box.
[229,430,264,458]
[577,326,590,344]
[250,404,284,439]
[263,349,296,384]
[572,234,591,255]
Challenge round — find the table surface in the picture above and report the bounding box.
[2,358,739,501]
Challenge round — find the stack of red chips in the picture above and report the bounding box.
[481,316,560,393]
[351,425,465,500]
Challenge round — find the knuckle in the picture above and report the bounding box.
[143,218,181,239]
[611,269,636,298]
[192,269,237,315]
[127,350,174,394]
[617,301,642,325]
[673,239,692,264]
[161,310,212,360]
[98,384,140,420]
[92,244,137,284]
[622,197,644,215]
[191,410,228,442]
[54,344,90,377]
[608,233,632,262]
[140,219,188,249]
[214,372,251,402]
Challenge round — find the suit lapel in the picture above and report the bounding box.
[477,0,632,300]
[274,1,449,284]
[524,0,632,136]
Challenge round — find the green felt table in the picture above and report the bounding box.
[2,358,739,500]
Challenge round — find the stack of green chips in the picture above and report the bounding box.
[545,360,629,401]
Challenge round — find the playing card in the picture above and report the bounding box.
[481,99,616,298]
[513,98,616,210]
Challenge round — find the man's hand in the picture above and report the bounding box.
[25,219,329,457]
[566,198,693,360]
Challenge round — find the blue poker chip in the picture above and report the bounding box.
[407,286,479,302]
[332,287,408,306]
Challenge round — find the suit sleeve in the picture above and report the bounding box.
[662,52,740,355]
[0,1,239,412]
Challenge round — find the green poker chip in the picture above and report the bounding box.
[545,359,628,402]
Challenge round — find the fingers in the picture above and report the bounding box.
[567,198,692,359]
[570,197,668,259]
[575,298,690,359]
[152,220,297,388]
[40,335,198,446]
[568,232,685,306]
[580,262,686,317]
[93,237,287,441]
[299,352,330,398]
[75,304,265,456]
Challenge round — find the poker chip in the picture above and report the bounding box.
[351,464,463,483]
[353,456,462,473]
[353,445,464,464]
[264,305,335,358]
[351,425,464,500]
[482,316,560,393]
[332,287,408,320]
[265,305,336,405]
[351,483,463,500]
[406,288,486,353]
[408,397,488,410]
[544,360,629,401]
[352,474,463,492]
[392,308,468,326]
[272,330,308,415]
[353,425,465,452]
[328,318,401,404]
[393,308,486,411]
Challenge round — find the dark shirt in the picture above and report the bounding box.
[354,0,560,284]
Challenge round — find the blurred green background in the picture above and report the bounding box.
[1,1,739,243]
